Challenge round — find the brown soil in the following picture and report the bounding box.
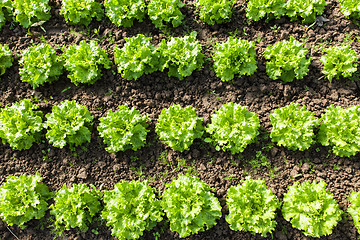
[1,0,360,239]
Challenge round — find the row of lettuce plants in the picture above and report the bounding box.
[0,0,358,30]
[1,173,359,239]
[0,34,358,87]
[1,99,360,158]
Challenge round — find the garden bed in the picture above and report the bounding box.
[1,0,360,239]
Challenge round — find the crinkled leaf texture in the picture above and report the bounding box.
[264,36,310,83]
[339,0,360,19]
[0,173,51,228]
[155,104,204,152]
[147,0,184,29]
[195,0,236,25]
[348,191,360,234]
[13,0,51,28]
[161,174,222,238]
[205,102,260,154]
[102,180,163,240]
[158,32,204,80]
[320,45,358,82]
[60,0,104,26]
[0,99,43,150]
[282,180,342,238]
[226,176,280,237]
[104,0,146,27]
[114,34,159,81]
[64,40,112,86]
[50,183,102,235]
[45,100,94,149]
[246,0,286,22]
[0,0,13,30]
[20,43,63,89]
[212,37,257,82]
[270,102,319,151]
[285,0,326,23]
[0,43,13,76]
[318,105,360,157]
[98,105,149,153]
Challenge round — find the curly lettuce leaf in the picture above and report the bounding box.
[50,183,102,235]
[264,36,310,83]
[226,176,280,237]
[13,0,51,28]
[114,34,159,80]
[45,100,94,149]
[20,43,63,89]
[205,102,260,154]
[282,180,342,238]
[212,37,257,82]
[60,0,104,26]
[270,102,319,151]
[0,99,43,150]
[104,0,146,27]
[158,32,204,80]
[195,0,236,25]
[0,0,13,30]
[285,0,326,23]
[98,105,149,153]
[246,0,286,22]
[318,105,360,157]
[147,0,185,29]
[348,191,360,234]
[64,40,112,85]
[0,173,51,228]
[102,180,163,240]
[320,45,358,82]
[155,104,204,152]
[0,43,13,76]
[161,174,221,238]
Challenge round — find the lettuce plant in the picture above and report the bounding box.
[60,0,104,26]
[104,0,146,27]
[64,40,112,86]
[50,183,102,235]
[195,0,236,25]
[114,34,159,81]
[0,99,43,150]
[13,0,51,28]
[0,0,13,30]
[282,180,342,238]
[98,105,149,153]
[212,37,257,82]
[226,176,280,237]
[161,174,222,238]
[285,0,326,24]
[155,104,204,152]
[320,45,358,82]
[246,0,286,22]
[157,32,204,80]
[318,105,360,157]
[20,44,64,89]
[339,0,360,19]
[147,0,185,29]
[45,100,94,149]
[348,191,360,234]
[264,36,310,83]
[0,173,51,228]
[270,102,319,151]
[102,180,163,240]
[205,102,260,154]
[0,43,13,76]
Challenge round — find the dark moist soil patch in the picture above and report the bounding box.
[1,0,360,239]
